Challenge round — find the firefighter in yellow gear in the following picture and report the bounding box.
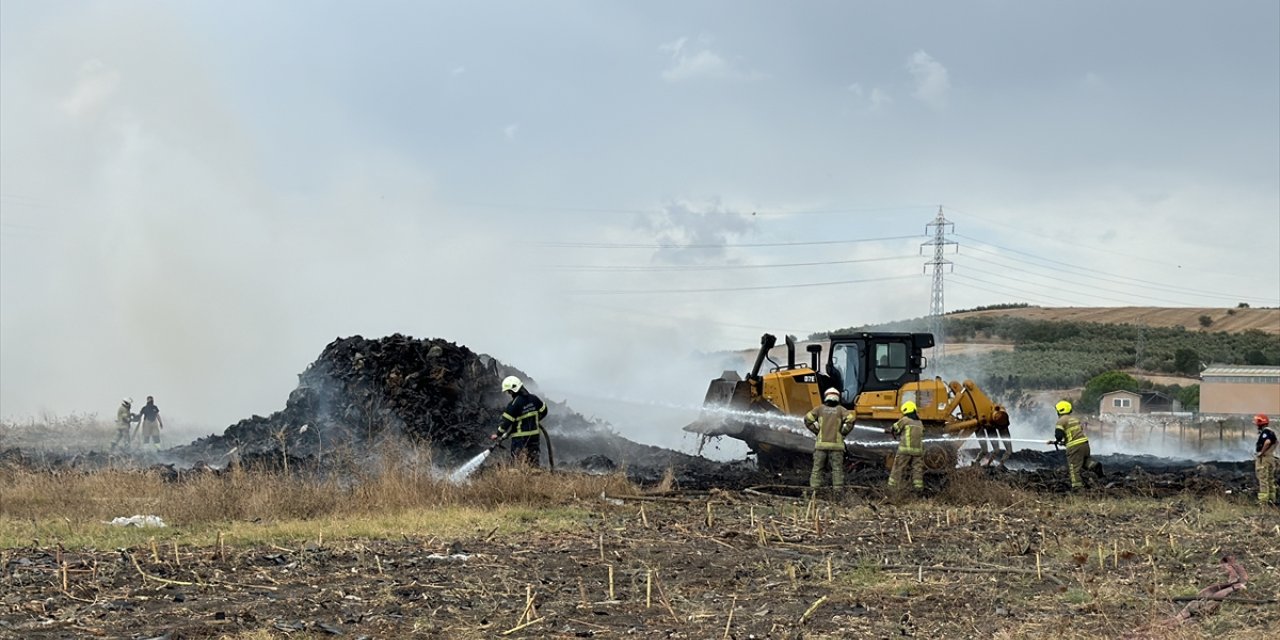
[804,388,855,489]
[111,397,136,451]
[887,401,925,492]
[1254,414,1276,505]
[1048,400,1102,490]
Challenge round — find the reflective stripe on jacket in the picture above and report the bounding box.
[500,392,548,438]
[1056,415,1088,448]
[805,404,853,451]
[893,417,924,455]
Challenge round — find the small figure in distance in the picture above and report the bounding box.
[137,395,164,453]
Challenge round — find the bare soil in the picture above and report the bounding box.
[3,471,1275,640]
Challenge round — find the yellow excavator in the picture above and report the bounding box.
[685,332,1008,472]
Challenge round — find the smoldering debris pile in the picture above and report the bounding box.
[167,334,754,486]
[172,335,515,465]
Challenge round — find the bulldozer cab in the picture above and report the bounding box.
[820,333,935,407]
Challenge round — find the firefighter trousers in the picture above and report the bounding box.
[1258,455,1276,504]
[810,449,844,488]
[889,453,924,491]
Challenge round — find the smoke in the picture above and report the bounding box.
[933,357,1256,462]
[0,4,509,429]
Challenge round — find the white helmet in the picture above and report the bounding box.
[823,388,840,401]
[122,397,133,406]
[501,375,523,393]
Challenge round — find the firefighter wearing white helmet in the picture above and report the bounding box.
[803,388,855,490]
[111,397,138,451]
[1047,400,1102,490]
[888,400,925,492]
[491,375,549,467]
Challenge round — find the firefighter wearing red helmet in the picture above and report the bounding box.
[1255,414,1276,505]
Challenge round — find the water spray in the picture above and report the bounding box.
[448,446,496,483]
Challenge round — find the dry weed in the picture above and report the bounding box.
[938,467,1035,507]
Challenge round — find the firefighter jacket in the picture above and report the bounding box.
[1054,415,1089,449]
[497,391,548,439]
[116,405,133,428]
[1258,426,1278,458]
[804,404,853,451]
[891,416,924,456]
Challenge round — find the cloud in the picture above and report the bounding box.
[636,199,756,265]
[847,82,892,112]
[503,123,518,139]
[658,36,755,82]
[450,66,466,76]
[906,50,950,109]
[870,88,893,111]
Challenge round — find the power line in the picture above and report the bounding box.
[535,254,918,273]
[949,276,1078,307]
[956,247,1272,305]
[578,302,819,336]
[954,232,1278,305]
[453,201,935,217]
[953,256,1205,307]
[943,205,1204,272]
[537,234,923,250]
[565,273,921,295]
[950,273,1091,307]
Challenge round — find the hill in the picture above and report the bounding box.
[948,305,1279,335]
[805,307,1280,398]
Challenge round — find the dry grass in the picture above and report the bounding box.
[936,467,1036,507]
[0,446,638,548]
[0,411,113,450]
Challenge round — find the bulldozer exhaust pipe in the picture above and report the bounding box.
[750,334,777,380]
[785,335,796,370]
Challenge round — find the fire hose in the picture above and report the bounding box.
[491,428,556,471]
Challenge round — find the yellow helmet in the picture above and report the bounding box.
[900,401,917,415]
[1055,400,1073,415]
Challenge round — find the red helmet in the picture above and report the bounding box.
[1256,414,1271,428]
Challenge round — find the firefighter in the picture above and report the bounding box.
[111,397,136,451]
[490,376,549,467]
[136,396,164,452]
[1254,414,1276,505]
[1047,400,1102,491]
[804,388,855,490]
[888,401,925,492]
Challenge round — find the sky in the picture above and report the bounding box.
[2,1,1278,447]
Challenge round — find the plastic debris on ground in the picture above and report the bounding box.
[109,515,167,528]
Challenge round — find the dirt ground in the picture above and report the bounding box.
[3,470,1276,640]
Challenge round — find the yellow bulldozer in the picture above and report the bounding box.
[685,332,1008,472]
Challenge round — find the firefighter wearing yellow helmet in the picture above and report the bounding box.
[803,388,855,490]
[1047,400,1103,490]
[887,400,925,492]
